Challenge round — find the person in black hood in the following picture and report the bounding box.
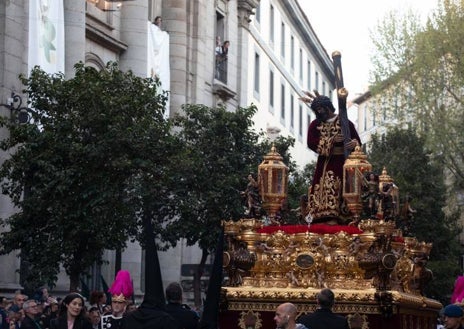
[120,217,179,329]
[120,298,179,329]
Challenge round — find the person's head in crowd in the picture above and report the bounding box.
[34,287,49,303]
[49,298,59,314]
[165,282,183,304]
[274,302,298,329]
[108,270,133,317]
[0,296,8,309]
[443,304,464,329]
[58,293,86,320]
[88,306,101,326]
[89,291,107,307]
[317,288,335,309]
[126,301,137,313]
[8,307,23,325]
[23,300,40,319]
[13,293,27,309]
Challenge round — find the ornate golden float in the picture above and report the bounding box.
[219,146,440,329]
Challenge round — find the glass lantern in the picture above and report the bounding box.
[258,144,288,223]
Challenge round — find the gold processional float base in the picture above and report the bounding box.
[218,218,442,329]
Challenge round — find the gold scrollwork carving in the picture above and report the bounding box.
[238,310,262,329]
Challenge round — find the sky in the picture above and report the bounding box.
[298,0,439,98]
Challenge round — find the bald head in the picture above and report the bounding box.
[274,303,298,329]
[279,303,297,317]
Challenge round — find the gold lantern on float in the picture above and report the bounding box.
[258,144,288,224]
[343,145,372,222]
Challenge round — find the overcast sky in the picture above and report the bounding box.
[298,0,439,98]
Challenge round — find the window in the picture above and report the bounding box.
[290,36,295,70]
[270,5,274,43]
[281,83,285,120]
[216,11,225,42]
[373,106,376,126]
[281,23,285,58]
[307,60,311,90]
[255,3,260,24]
[307,113,312,132]
[299,49,303,80]
[299,104,303,136]
[254,52,260,95]
[363,107,367,131]
[269,70,274,109]
[290,94,294,129]
[315,72,319,92]
[322,81,326,95]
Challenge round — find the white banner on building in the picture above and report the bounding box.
[28,0,65,75]
[147,21,170,117]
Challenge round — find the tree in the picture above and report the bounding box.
[368,127,462,304]
[370,0,464,190]
[166,104,296,306]
[0,63,179,292]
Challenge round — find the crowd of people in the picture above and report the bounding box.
[0,280,198,329]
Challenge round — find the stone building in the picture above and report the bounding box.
[0,0,334,300]
[247,0,334,168]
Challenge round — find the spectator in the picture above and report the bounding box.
[215,40,230,82]
[0,296,9,329]
[442,304,464,329]
[298,288,349,329]
[87,307,100,329]
[20,300,43,329]
[164,283,199,329]
[89,292,106,314]
[11,294,27,312]
[8,308,22,329]
[41,299,59,329]
[153,16,163,30]
[33,287,50,307]
[102,270,133,329]
[274,303,307,329]
[50,293,92,329]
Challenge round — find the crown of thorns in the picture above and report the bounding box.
[299,90,334,112]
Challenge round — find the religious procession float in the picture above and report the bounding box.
[217,53,441,329]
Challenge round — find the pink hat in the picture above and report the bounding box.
[108,270,133,303]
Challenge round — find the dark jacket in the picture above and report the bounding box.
[164,303,199,329]
[49,316,92,329]
[121,300,180,329]
[298,308,349,329]
[19,316,43,329]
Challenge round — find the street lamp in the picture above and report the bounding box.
[0,92,31,124]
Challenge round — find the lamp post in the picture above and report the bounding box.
[0,92,31,124]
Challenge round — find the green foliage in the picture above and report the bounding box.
[167,104,296,251]
[370,0,464,190]
[368,127,462,304]
[0,63,304,292]
[0,62,177,291]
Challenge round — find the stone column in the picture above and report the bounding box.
[236,0,259,107]
[162,0,188,117]
[64,0,86,77]
[119,0,149,78]
[0,0,27,295]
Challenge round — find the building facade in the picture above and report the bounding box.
[0,0,334,300]
[247,0,334,168]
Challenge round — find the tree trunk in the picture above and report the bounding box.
[193,248,208,308]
